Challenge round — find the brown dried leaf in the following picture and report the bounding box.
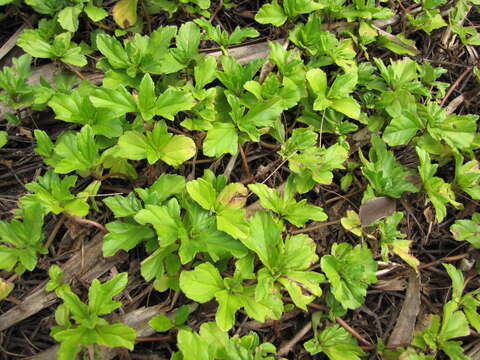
[359,196,396,227]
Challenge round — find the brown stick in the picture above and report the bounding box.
[277,322,312,356]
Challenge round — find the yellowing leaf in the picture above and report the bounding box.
[112,0,138,29]
[341,210,362,237]
[391,239,419,273]
[0,278,14,300]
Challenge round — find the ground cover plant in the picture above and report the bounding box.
[0,0,479,359]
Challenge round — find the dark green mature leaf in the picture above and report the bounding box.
[304,324,366,359]
[103,221,155,257]
[417,147,461,222]
[0,204,45,272]
[321,243,377,310]
[360,135,418,198]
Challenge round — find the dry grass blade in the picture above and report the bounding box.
[387,271,421,347]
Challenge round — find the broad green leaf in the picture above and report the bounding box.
[149,314,174,332]
[451,213,480,248]
[137,73,157,121]
[103,193,142,218]
[360,135,419,198]
[330,97,361,120]
[177,329,213,360]
[113,0,138,28]
[103,221,154,257]
[58,6,82,32]
[172,22,201,65]
[216,209,250,241]
[255,0,287,27]
[89,86,137,117]
[417,147,461,222]
[84,4,109,22]
[96,323,136,349]
[96,33,130,69]
[186,178,217,211]
[160,134,196,167]
[203,122,239,157]
[194,56,217,89]
[321,243,377,310]
[304,324,366,359]
[215,290,243,331]
[134,200,183,247]
[179,262,225,303]
[283,0,324,18]
[156,88,195,120]
[241,211,281,271]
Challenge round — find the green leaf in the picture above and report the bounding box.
[103,221,155,257]
[84,4,109,22]
[22,171,89,216]
[96,323,136,349]
[216,208,250,241]
[255,0,288,27]
[304,324,366,359]
[113,0,138,28]
[52,125,99,174]
[179,262,225,303]
[203,122,239,157]
[186,178,217,211]
[89,86,137,117]
[0,131,7,149]
[451,213,480,248]
[103,193,143,218]
[57,6,82,32]
[321,243,377,310]
[134,200,183,247]
[241,211,281,271]
[116,122,196,166]
[88,273,128,315]
[215,290,243,331]
[417,147,461,222]
[155,88,195,120]
[149,314,174,332]
[171,22,201,65]
[137,73,157,121]
[360,134,419,198]
[96,33,130,69]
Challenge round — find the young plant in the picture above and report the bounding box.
[186,170,249,240]
[180,257,283,331]
[417,147,461,222]
[248,182,327,227]
[50,272,137,360]
[173,322,280,359]
[18,27,87,67]
[20,170,92,217]
[0,54,35,115]
[359,134,419,199]
[304,313,366,360]
[194,18,259,54]
[411,265,472,360]
[0,204,46,274]
[451,213,480,249]
[255,0,324,27]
